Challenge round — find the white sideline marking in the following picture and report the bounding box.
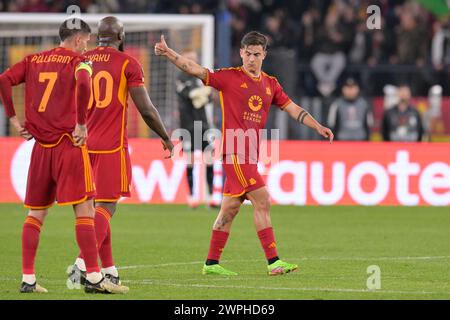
[123,279,450,296]
[119,255,450,270]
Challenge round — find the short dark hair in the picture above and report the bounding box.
[59,19,91,42]
[241,31,268,50]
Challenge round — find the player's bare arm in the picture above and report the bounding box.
[72,66,92,147]
[0,69,32,140]
[129,85,174,158]
[154,35,207,82]
[284,102,334,143]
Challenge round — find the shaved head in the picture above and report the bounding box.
[97,16,125,50]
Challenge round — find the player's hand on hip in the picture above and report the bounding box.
[72,124,87,147]
[317,125,334,143]
[10,116,33,140]
[19,128,33,140]
[154,34,169,56]
[161,138,174,159]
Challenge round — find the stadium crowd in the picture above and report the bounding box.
[1,0,449,97]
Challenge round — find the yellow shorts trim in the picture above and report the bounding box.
[57,195,88,206]
[223,189,246,198]
[95,198,120,203]
[24,203,54,210]
[88,146,122,154]
[38,133,73,148]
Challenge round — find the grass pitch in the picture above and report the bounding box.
[0,203,449,300]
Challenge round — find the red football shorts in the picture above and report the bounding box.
[24,135,95,209]
[222,154,265,198]
[89,148,132,202]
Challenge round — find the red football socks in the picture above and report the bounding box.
[22,216,42,275]
[207,230,230,262]
[94,207,114,268]
[99,223,114,268]
[257,227,278,260]
[75,217,100,273]
[77,206,114,268]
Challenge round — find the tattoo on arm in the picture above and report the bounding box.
[297,110,309,124]
[300,112,309,124]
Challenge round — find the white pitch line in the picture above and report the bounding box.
[301,255,450,261]
[2,277,450,296]
[119,255,450,270]
[119,261,205,270]
[122,279,450,296]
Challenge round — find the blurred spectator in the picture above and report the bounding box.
[432,19,450,70]
[298,5,321,63]
[431,18,450,95]
[391,8,427,65]
[327,77,373,141]
[0,0,9,11]
[87,0,119,13]
[390,4,430,94]
[262,9,297,49]
[310,6,354,96]
[381,85,424,142]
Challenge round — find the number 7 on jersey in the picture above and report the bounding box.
[38,72,57,112]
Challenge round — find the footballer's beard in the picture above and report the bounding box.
[119,41,125,52]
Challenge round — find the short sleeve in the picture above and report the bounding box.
[5,57,27,85]
[272,79,291,110]
[202,68,229,91]
[126,58,144,87]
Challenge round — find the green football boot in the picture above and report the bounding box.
[267,260,298,276]
[202,264,238,276]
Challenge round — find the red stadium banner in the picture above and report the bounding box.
[0,138,449,206]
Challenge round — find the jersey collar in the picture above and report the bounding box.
[240,66,262,82]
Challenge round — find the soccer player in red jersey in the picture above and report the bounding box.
[156,31,334,275]
[0,19,127,293]
[68,16,174,287]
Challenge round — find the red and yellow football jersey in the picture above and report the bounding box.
[85,46,144,152]
[203,67,291,161]
[3,47,86,145]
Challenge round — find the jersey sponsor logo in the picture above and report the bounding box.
[243,111,262,123]
[248,95,263,112]
[266,87,271,95]
[240,82,248,89]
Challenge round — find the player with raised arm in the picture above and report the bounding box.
[0,19,127,293]
[155,31,333,275]
[67,16,174,288]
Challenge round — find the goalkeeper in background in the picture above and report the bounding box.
[176,49,217,209]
